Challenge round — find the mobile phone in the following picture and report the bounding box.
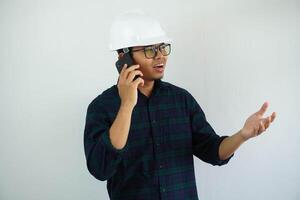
[115,53,140,81]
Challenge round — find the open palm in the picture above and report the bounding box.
[240,102,276,141]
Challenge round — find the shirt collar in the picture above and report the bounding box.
[138,79,164,99]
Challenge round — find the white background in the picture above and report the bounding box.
[1,0,299,199]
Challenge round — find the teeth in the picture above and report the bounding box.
[154,64,164,67]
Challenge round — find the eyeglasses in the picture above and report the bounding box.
[131,43,171,59]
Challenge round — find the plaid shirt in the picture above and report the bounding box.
[84,79,234,200]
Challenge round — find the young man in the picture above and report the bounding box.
[83,12,276,200]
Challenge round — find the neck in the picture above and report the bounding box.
[138,79,155,97]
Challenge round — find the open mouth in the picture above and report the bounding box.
[153,63,164,73]
[153,64,164,68]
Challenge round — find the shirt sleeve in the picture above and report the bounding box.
[186,91,234,166]
[83,97,127,181]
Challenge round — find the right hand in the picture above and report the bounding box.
[117,64,144,108]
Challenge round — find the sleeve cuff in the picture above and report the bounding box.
[214,135,234,166]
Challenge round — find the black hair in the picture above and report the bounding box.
[117,49,123,54]
[117,47,133,55]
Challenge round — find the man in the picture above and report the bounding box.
[83,12,276,200]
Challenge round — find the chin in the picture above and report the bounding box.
[154,75,164,80]
[143,74,164,81]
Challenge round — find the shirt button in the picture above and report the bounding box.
[162,188,166,192]
[159,164,164,169]
[152,120,156,123]
[156,142,160,146]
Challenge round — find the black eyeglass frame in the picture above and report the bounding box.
[130,43,171,59]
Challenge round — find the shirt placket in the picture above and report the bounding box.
[147,97,168,199]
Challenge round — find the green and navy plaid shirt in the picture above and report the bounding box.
[84,79,234,200]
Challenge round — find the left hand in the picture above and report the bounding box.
[240,102,276,141]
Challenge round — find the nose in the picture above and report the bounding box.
[154,48,163,60]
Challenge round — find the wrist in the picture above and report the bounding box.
[238,129,249,142]
[120,103,134,112]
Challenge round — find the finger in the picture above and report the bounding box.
[127,70,144,83]
[118,64,127,81]
[120,64,127,75]
[258,120,266,134]
[270,112,276,122]
[256,102,269,116]
[263,116,271,129]
[123,65,140,79]
[132,77,144,88]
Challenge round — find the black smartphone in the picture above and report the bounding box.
[115,53,140,81]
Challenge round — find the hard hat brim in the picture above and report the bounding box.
[109,36,173,52]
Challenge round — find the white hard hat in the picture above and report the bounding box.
[109,11,172,51]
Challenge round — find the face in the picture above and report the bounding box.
[131,43,169,82]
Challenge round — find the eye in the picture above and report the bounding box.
[144,47,156,58]
[160,44,170,55]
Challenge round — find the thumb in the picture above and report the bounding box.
[256,101,268,116]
